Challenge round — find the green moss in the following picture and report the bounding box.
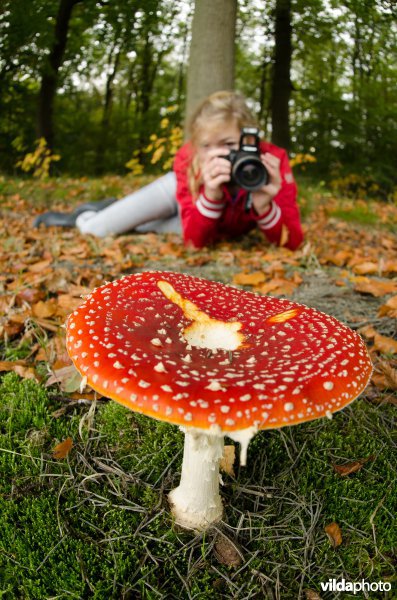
[1,373,396,598]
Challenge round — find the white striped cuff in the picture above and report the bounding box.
[257,202,282,230]
[196,194,225,219]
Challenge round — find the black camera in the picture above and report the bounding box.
[225,127,269,191]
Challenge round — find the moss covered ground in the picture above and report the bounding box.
[0,373,396,599]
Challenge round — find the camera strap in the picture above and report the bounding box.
[245,192,253,213]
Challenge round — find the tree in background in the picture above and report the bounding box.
[184,0,237,126]
[38,0,83,149]
[270,0,292,151]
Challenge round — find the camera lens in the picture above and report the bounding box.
[233,157,269,191]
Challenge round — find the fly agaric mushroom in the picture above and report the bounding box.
[66,271,372,531]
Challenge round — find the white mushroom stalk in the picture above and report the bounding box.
[168,428,224,530]
[66,271,373,532]
[168,424,259,530]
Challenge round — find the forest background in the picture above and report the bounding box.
[1,0,396,199]
[1,1,397,598]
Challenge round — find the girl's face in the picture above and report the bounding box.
[195,120,240,164]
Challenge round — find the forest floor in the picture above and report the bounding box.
[0,174,396,599]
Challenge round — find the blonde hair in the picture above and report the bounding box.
[187,91,258,199]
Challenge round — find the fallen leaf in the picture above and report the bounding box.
[56,293,85,315]
[304,591,323,600]
[0,360,37,380]
[15,288,45,305]
[373,360,397,389]
[352,261,379,275]
[0,320,25,339]
[213,535,243,567]
[383,260,397,274]
[32,299,57,318]
[325,522,342,548]
[321,250,352,267]
[259,278,298,296]
[28,259,52,273]
[357,325,377,339]
[366,392,397,406]
[354,278,397,297]
[373,333,397,355]
[333,455,374,476]
[279,224,290,247]
[52,437,73,459]
[46,365,83,392]
[233,271,266,286]
[378,295,397,318]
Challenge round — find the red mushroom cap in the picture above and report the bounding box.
[66,271,372,432]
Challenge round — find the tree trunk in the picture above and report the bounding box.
[185,0,237,130]
[37,0,82,149]
[271,0,292,151]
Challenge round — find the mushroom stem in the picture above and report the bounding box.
[168,428,224,531]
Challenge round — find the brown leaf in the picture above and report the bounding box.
[304,591,323,600]
[322,250,352,267]
[0,320,25,339]
[52,437,73,459]
[367,392,397,406]
[0,360,37,380]
[233,271,266,286]
[15,288,45,305]
[28,259,52,273]
[357,325,377,339]
[373,333,397,355]
[32,299,57,318]
[383,260,397,274]
[378,295,397,318]
[259,278,298,297]
[354,278,397,297]
[279,224,290,247]
[56,293,85,315]
[213,535,243,567]
[325,522,342,548]
[333,455,374,476]
[352,261,379,275]
[374,360,397,390]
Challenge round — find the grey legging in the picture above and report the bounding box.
[76,172,181,237]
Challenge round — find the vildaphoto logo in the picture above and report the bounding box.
[320,578,391,595]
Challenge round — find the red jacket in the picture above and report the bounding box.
[173,141,303,250]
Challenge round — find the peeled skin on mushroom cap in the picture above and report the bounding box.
[66,271,372,530]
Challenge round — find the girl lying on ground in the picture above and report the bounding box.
[35,91,303,250]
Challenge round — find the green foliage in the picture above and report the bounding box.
[330,173,388,200]
[1,0,396,195]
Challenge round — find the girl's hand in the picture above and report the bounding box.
[201,148,232,201]
[252,153,282,214]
